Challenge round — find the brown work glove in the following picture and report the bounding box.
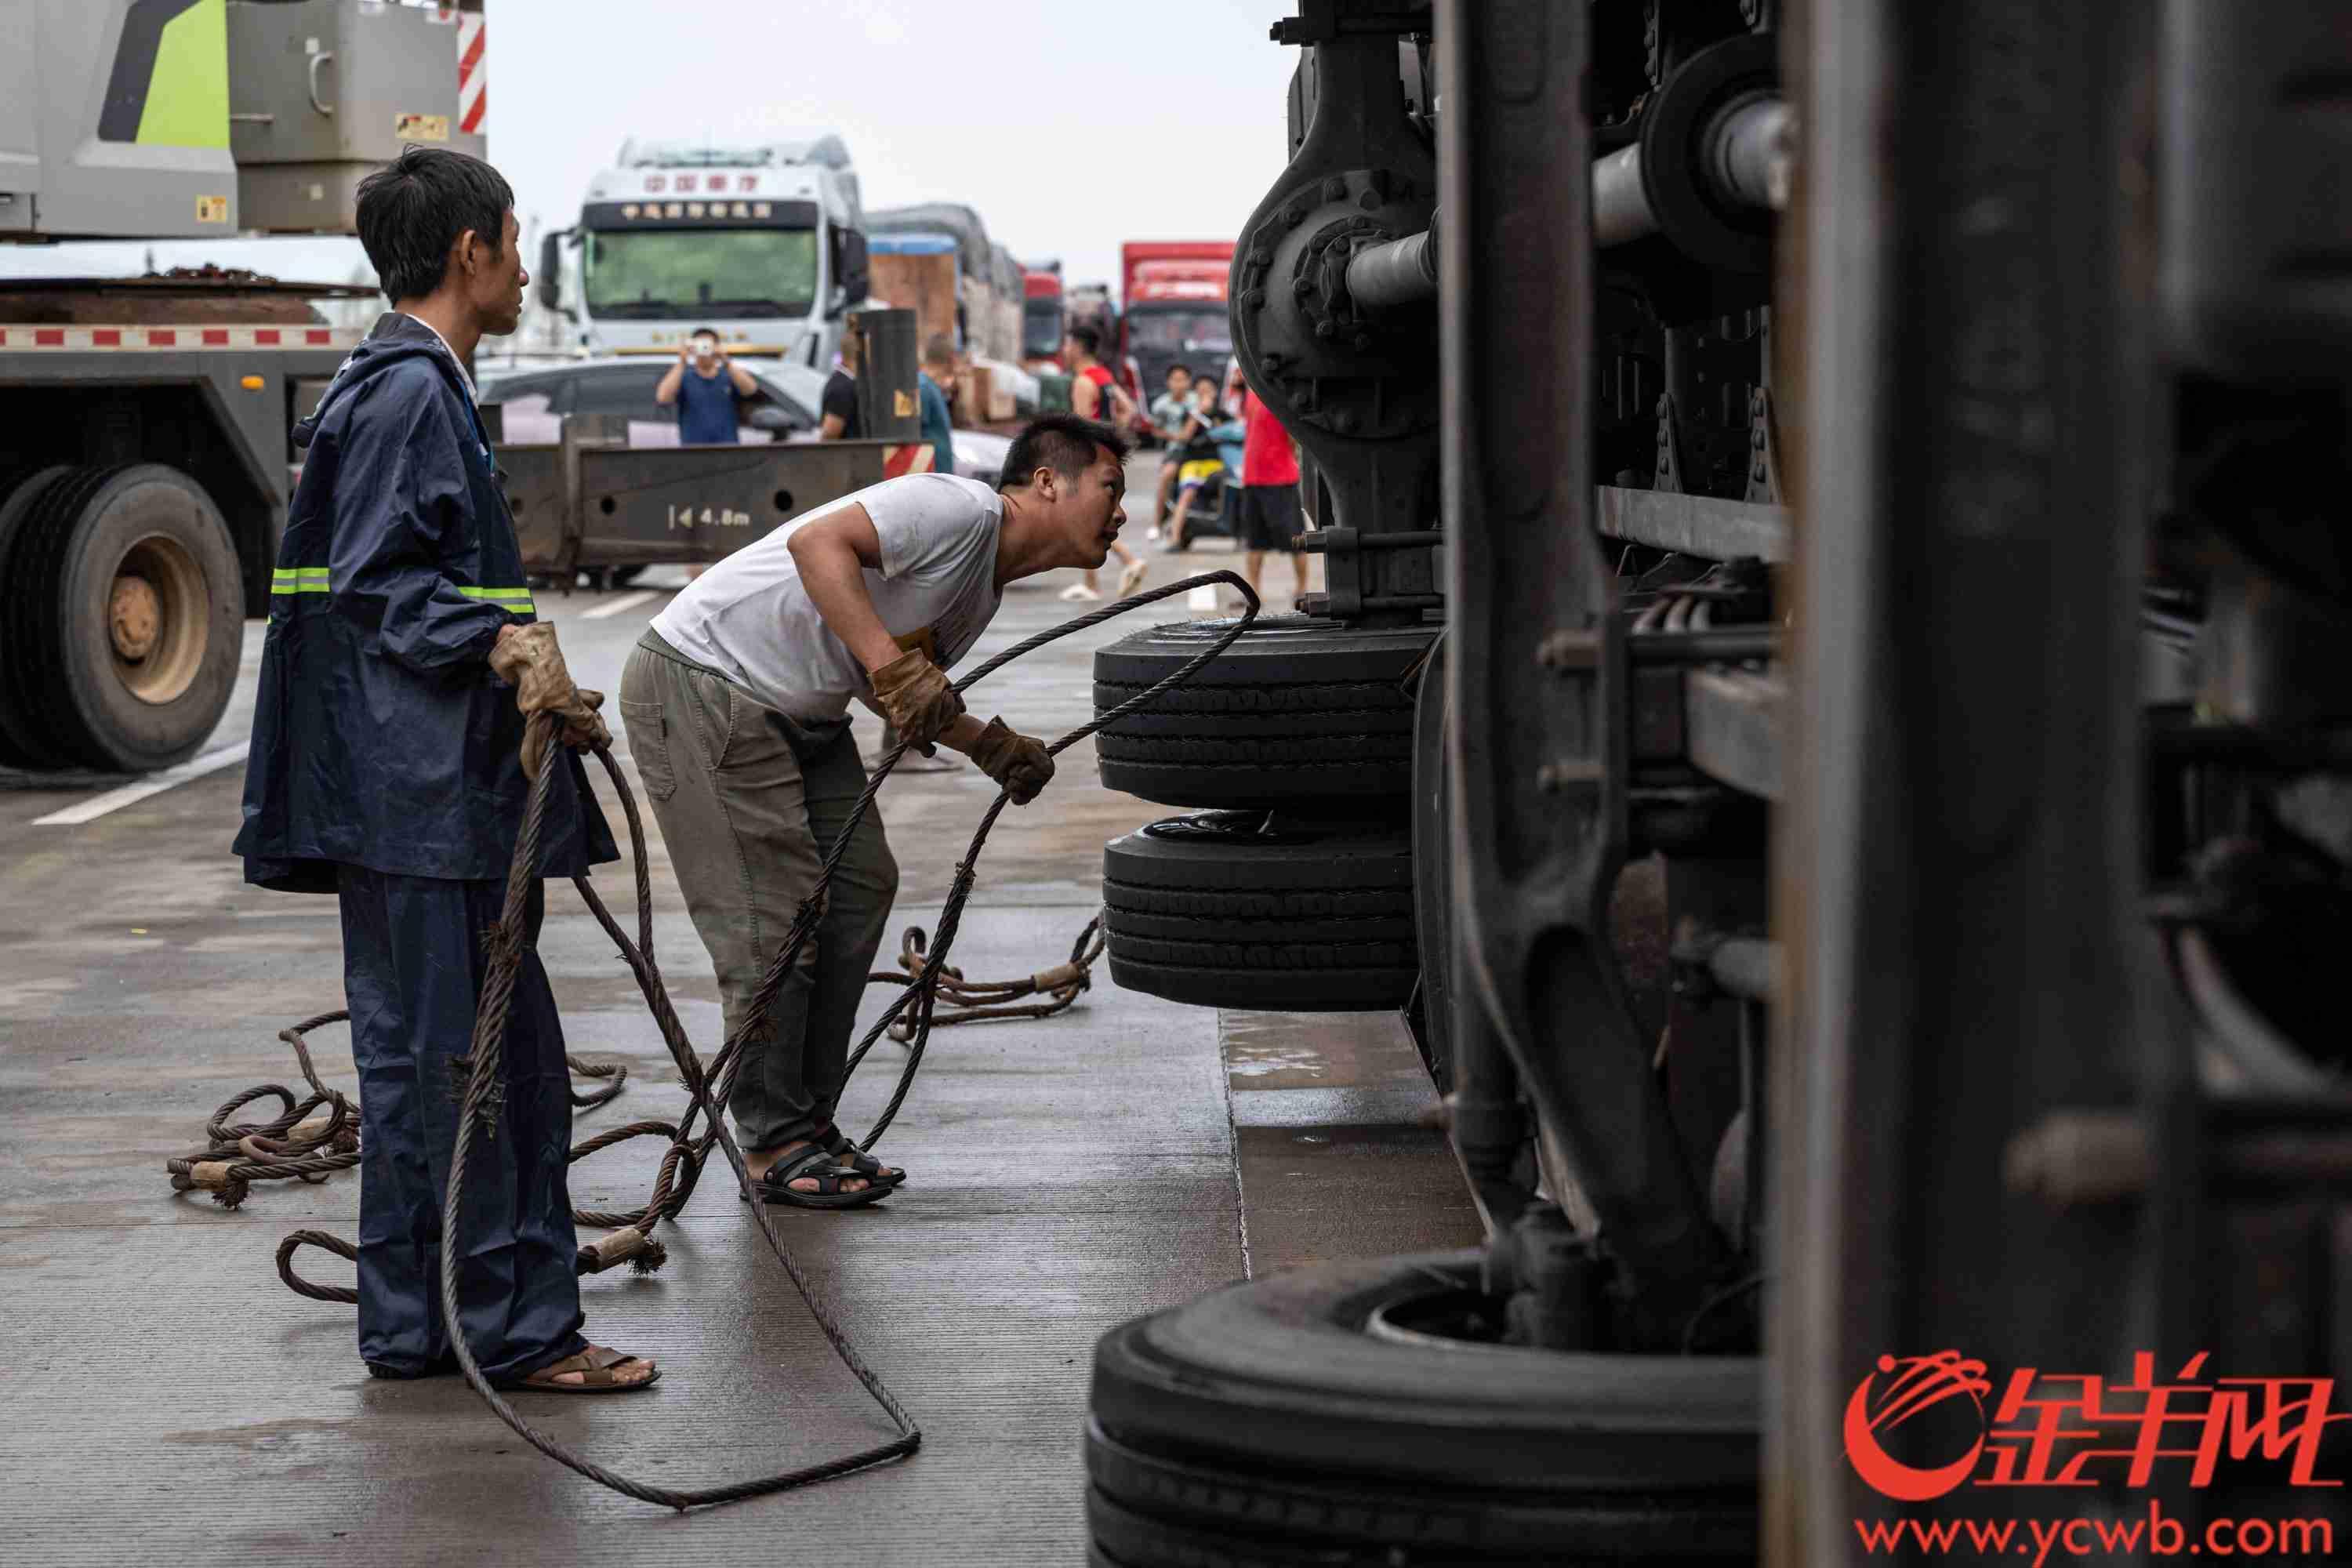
[868,647,964,752]
[490,622,611,780]
[968,717,1055,805]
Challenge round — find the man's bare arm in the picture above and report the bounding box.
[725,359,758,396]
[786,506,995,757]
[818,412,848,440]
[654,355,686,407]
[1072,376,1099,419]
[785,503,902,673]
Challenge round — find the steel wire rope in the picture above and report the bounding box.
[385,568,1261,1508]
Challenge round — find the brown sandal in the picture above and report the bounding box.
[509,1344,660,1394]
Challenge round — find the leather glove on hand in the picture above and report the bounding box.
[869,647,964,752]
[968,717,1055,805]
[490,622,612,780]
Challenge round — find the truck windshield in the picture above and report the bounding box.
[584,227,818,318]
[1126,307,1231,354]
[1023,299,1062,357]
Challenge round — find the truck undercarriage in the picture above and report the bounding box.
[1081,0,2352,1559]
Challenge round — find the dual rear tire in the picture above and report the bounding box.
[0,464,240,773]
[1102,811,1420,1011]
[1092,613,1439,1012]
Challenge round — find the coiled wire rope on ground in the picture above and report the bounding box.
[164,570,1261,1510]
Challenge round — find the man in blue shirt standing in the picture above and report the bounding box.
[234,146,653,1395]
[918,333,959,477]
[655,328,757,443]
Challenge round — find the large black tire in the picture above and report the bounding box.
[1103,811,1419,1011]
[1093,614,1437,808]
[1087,1252,1758,1562]
[0,466,74,768]
[3,465,243,772]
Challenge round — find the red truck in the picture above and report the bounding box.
[1119,241,1236,415]
[1021,268,1064,374]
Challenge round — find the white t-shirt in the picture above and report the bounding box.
[651,472,1004,722]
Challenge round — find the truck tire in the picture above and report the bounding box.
[1103,811,1418,1011]
[0,466,74,768]
[1092,615,1435,808]
[1087,1252,1757,1563]
[5,466,243,772]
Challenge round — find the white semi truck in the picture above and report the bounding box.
[534,136,870,368]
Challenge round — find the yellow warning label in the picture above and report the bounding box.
[195,194,228,223]
[894,389,917,419]
[395,113,450,143]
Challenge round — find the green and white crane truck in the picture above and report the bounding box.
[0,0,484,775]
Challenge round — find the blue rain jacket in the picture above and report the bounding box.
[234,314,615,893]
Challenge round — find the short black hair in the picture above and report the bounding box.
[1165,363,1192,381]
[998,413,1130,490]
[922,332,957,368]
[1066,323,1100,358]
[355,145,513,303]
[692,325,719,338]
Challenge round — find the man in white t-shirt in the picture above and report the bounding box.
[617,413,1131,1207]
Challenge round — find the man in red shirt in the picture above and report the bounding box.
[1059,324,1145,599]
[1237,387,1308,607]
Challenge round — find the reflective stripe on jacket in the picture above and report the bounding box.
[234,314,615,893]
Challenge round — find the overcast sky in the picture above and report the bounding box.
[0,0,1300,302]
[495,0,1298,296]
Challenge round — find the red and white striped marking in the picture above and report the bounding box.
[0,325,357,351]
[882,443,935,479]
[457,12,487,136]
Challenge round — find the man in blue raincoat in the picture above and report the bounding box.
[234,147,657,1394]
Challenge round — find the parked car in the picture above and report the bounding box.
[951,428,1012,484]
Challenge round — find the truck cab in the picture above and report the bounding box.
[539,136,870,369]
[1118,241,1235,403]
[1021,267,1064,372]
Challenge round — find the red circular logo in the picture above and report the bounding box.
[1844,1351,1994,1501]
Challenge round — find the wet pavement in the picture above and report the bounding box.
[0,457,1475,1563]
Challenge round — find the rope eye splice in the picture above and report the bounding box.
[168,570,1265,1512]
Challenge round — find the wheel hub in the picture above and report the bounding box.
[109,574,161,662]
[108,532,209,706]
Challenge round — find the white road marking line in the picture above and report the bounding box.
[32,743,246,826]
[582,589,661,620]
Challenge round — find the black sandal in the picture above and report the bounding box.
[818,1124,906,1187]
[747,1145,893,1209]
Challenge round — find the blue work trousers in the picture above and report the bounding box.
[338,866,587,1381]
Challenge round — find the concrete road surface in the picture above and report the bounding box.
[0,452,1470,1563]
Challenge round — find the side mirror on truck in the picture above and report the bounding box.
[835,229,871,310]
[536,230,572,318]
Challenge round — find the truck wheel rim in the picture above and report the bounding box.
[1363,1279,1526,1352]
[109,532,207,706]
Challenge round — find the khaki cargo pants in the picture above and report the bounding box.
[618,630,898,1153]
